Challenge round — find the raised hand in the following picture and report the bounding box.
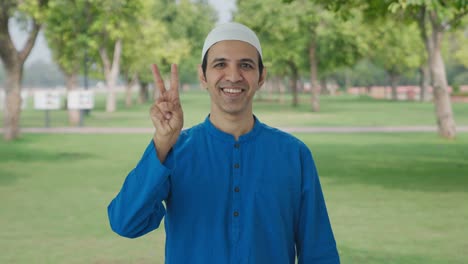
[150,64,184,162]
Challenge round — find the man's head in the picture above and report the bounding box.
[198,22,266,118]
[200,22,264,79]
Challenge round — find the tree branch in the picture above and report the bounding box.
[18,20,41,63]
[0,1,18,66]
[99,47,111,77]
[445,8,468,29]
[111,39,122,78]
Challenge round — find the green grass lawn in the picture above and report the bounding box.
[1,133,467,263]
[7,90,468,128]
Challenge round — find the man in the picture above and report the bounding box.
[108,22,340,264]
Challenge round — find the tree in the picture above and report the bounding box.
[44,0,95,125]
[165,0,218,86]
[366,19,424,100]
[0,0,48,140]
[314,0,467,138]
[236,0,308,107]
[388,1,467,138]
[237,0,366,110]
[88,0,143,113]
[120,0,190,106]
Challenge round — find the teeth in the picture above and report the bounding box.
[223,88,242,94]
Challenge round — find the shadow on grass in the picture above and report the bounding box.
[0,149,94,163]
[0,139,95,185]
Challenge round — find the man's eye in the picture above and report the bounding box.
[214,63,225,68]
[240,63,253,69]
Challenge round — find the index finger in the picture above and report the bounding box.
[151,64,166,96]
[170,64,180,97]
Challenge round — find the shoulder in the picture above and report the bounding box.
[260,123,308,148]
[258,122,313,157]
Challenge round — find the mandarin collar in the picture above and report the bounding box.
[203,114,262,143]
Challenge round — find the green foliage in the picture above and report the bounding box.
[235,0,367,79]
[158,0,217,83]
[389,0,467,26]
[367,19,424,77]
[45,0,93,75]
[314,8,369,75]
[447,23,468,68]
[347,59,388,86]
[119,0,216,85]
[16,0,49,22]
[120,1,185,84]
[44,0,143,79]
[236,0,308,76]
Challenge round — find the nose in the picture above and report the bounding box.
[225,65,243,83]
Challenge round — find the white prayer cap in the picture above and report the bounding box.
[201,22,263,62]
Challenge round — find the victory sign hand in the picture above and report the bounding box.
[150,64,184,162]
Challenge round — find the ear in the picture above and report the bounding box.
[198,64,207,89]
[257,67,267,90]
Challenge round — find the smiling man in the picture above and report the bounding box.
[108,22,340,264]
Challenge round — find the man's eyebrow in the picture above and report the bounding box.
[239,58,257,65]
[211,58,227,64]
[210,57,257,65]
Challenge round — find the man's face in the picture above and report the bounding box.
[199,40,266,118]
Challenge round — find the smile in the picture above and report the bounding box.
[221,88,243,94]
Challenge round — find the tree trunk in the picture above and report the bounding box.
[139,81,149,104]
[0,13,41,140]
[419,64,430,101]
[416,9,432,103]
[428,12,456,139]
[309,40,320,112]
[279,77,286,104]
[344,68,351,91]
[430,29,456,138]
[125,73,137,108]
[3,65,23,140]
[271,76,279,101]
[99,39,122,113]
[389,72,399,101]
[417,8,455,138]
[64,72,80,126]
[289,62,299,107]
[320,78,327,95]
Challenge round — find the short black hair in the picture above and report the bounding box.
[201,49,264,80]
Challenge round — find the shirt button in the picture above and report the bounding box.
[234,187,240,192]
[234,163,240,169]
[234,143,240,148]
[233,211,239,217]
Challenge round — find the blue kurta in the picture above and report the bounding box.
[108,116,340,264]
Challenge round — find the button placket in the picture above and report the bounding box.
[232,141,241,242]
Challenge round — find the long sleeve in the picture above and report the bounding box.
[296,146,340,264]
[108,141,171,238]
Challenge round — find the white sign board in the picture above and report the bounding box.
[34,90,62,110]
[67,90,94,110]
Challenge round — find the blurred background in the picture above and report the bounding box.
[0,0,467,263]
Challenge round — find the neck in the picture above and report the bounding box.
[209,112,255,140]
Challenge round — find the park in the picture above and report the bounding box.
[1,0,468,263]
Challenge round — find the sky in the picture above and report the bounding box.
[10,0,236,65]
